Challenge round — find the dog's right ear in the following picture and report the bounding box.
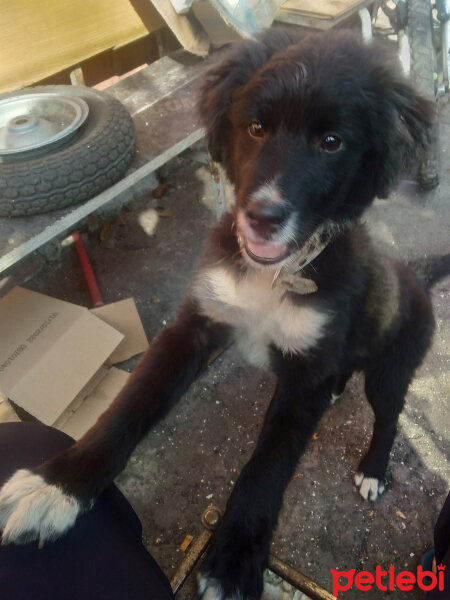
[199,31,301,170]
[199,32,292,167]
[199,43,258,165]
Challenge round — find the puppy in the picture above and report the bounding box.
[0,30,436,600]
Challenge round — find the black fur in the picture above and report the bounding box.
[0,30,439,600]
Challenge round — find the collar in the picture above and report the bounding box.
[271,220,349,295]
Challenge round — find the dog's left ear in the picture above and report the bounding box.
[390,79,434,146]
[372,66,436,198]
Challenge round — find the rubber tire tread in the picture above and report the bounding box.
[0,85,136,217]
[408,0,440,189]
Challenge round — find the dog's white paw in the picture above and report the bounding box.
[197,574,243,600]
[354,472,385,501]
[0,469,80,546]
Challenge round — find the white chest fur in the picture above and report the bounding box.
[194,266,330,367]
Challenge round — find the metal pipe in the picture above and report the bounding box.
[170,529,212,594]
[268,555,336,600]
[171,506,337,600]
[72,230,104,307]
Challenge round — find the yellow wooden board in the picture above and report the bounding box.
[0,0,164,93]
[280,0,368,20]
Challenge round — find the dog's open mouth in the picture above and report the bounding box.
[244,239,293,265]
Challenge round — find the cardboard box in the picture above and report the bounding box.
[0,287,147,436]
[92,298,148,365]
[54,367,130,439]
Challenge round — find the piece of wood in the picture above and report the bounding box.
[70,67,86,86]
[0,0,164,93]
[179,534,194,552]
[277,0,375,30]
[280,0,369,20]
[34,29,178,89]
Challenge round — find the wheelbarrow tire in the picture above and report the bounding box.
[408,0,440,189]
[0,85,136,217]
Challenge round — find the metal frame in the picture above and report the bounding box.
[171,507,336,600]
[437,0,450,94]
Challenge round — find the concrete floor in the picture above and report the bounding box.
[7,29,450,600]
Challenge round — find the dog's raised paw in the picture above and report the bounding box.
[197,574,243,600]
[0,468,80,546]
[354,472,385,501]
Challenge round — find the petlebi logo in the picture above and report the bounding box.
[330,563,446,597]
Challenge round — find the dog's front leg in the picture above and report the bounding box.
[198,364,334,600]
[0,301,229,546]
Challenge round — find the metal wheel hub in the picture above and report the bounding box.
[0,93,89,159]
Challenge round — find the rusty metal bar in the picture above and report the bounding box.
[171,506,337,600]
[268,555,336,600]
[170,529,212,595]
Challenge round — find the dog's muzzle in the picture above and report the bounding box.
[237,203,293,265]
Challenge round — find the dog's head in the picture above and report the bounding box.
[200,30,434,268]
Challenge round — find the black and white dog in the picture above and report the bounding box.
[0,30,436,600]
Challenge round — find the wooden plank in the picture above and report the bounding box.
[107,53,203,115]
[279,0,369,20]
[0,0,164,93]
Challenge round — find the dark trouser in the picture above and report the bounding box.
[0,422,174,600]
[427,491,450,599]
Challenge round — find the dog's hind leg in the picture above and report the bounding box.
[355,311,434,501]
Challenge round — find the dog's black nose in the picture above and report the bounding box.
[245,200,286,239]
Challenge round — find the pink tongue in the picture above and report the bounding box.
[246,240,287,259]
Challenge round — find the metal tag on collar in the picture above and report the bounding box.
[271,221,339,293]
[279,274,318,295]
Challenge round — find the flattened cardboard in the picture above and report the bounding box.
[91,298,148,364]
[57,367,130,440]
[0,401,20,423]
[0,287,124,426]
[52,365,109,430]
[0,388,19,423]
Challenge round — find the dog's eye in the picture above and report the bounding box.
[248,120,264,139]
[321,135,343,153]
